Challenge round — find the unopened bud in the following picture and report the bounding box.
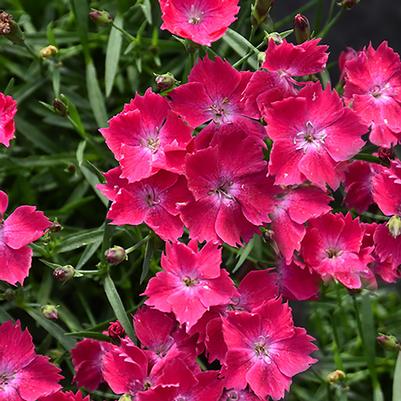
[118,395,132,401]
[105,246,127,266]
[266,32,283,45]
[108,320,126,339]
[53,265,75,282]
[339,0,360,9]
[155,73,178,92]
[377,334,401,351]
[40,45,58,59]
[294,14,310,44]
[41,305,59,320]
[251,0,274,27]
[327,370,346,383]
[49,221,63,233]
[0,11,24,44]
[53,98,68,116]
[89,9,112,25]
[387,215,401,238]
[377,147,394,163]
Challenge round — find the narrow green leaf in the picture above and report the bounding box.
[4,77,15,94]
[140,0,152,24]
[140,238,153,284]
[66,330,112,342]
[105,14,123,97]
[104,274,136,341]
[86,61,108,127]
[76,238,103,269]
[16,116,59,154]
[393,351,401,401]
[70,0,90,60]
[222,29,259,69]
[25,308,76,350]
[233,237,255,273]
[56,227,105,253]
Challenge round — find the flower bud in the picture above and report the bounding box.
[266,32,283,45]
[155,73,178,92]
[294,14,310,44]
[0,11,24,44]
[53,98,68,117]
[251,0,274,27]
[108,320,126,339]
[89,9,112,25]
[41,305,59,320]
[340,0,360,9]
[118,395,132,401]
[49,220,63,233]
[40,45,58,59]
[387,215,401,238]
[377,147,394,163]
[327,369,346,383]
[377,333,401,351]
[105,246,127,266]
[53,265,75,282]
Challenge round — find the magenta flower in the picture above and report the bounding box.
[267,82,367,189]
[372,161,401,267]
[0,92,17,147]
[270,185,332,262]
[39,391,90,401]
[71,338,112,391]
[344,41,401,147]
[159,0,240,46]
[138,358,224,401]
[222,298,317,400]
[219,389,260,401]
[100,89,192,182]
[0,190,51,285]
[170,57,263,147]
[0,320,62,400]
[180,127,274,246]
[301,213,371,288]
[107,170,193,241]
[143,241,238,330]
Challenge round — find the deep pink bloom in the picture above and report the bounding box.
[137,358,224,401]
[143,241,238,330]
[0,320,62,400]
[0,92,17,147]
[344,42,401,147]
[301,213,371,288]
[102,338,154,397]
[371,162,401,266]
[343,161,379,213]
[133,306,197,375]
[159,0,239,46]
[39,391,90,401]
[0,190,51,285]
[338,47,359,81]
[97,166,129,202]
[170,57,263,147]
[262,38,329,77]
[271,260,321,301]
[107,170,193,241]
[222,299,317,400]
[219,389,260,401]
[100,89,192,182]
[71,338,112,391]
[180,127,275,246]
[267,83,367,189]
[270,185,332,262]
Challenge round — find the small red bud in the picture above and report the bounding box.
[53,265,75,282]
[41,305,59,320]
[294,14,311,44]
[108,321,126,339]
[89,9,112,25]
[105,246,127,266]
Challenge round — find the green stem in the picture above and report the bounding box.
[318,10,343,38]
[126,234,151,255]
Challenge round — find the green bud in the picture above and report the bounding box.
[0,11,24,45]
[377,333,401,351]
[251,0,274,27]
[327,370,346,383]
[89,9,113,25]
[155,73,179,92]
[387,215,401,238]
[41,305,59,320]
[339,0,360,10]
[294,14,311,44]
[53,265,75,282]
[105,246,127,266]
[118,395,132,401]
